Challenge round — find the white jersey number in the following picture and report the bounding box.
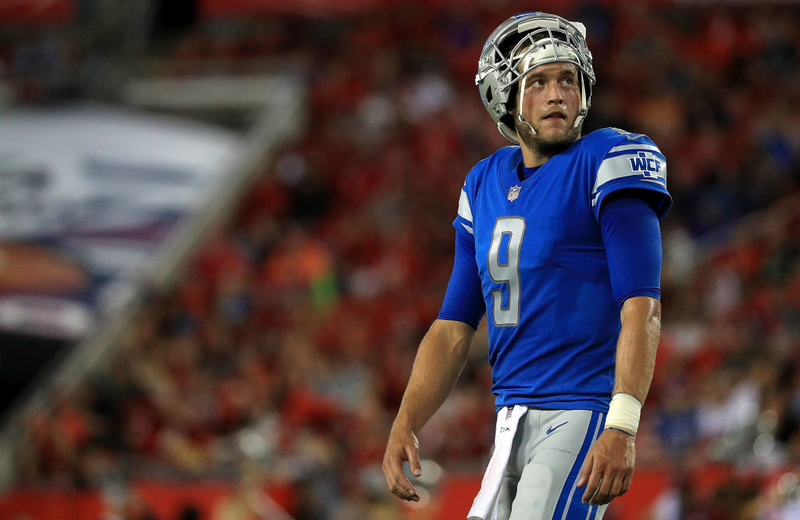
[488,217,525,327]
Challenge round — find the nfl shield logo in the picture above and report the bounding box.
[507,185,521,202]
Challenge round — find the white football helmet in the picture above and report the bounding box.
[476,12,596,144]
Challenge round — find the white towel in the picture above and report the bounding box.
[467,405,528,520]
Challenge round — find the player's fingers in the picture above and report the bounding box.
[590,473,613,506]
[386,468,416,500]
[576,453,593,488]
[619,472,633,496]
[405,444,422,478]
[581,464,603,504]
[600,475,624,505]
[382,452,409,496]
[382,450,419,501]
[393,472,420,501]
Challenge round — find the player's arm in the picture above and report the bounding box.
[383,229,485,502]
[579,194,663,506]
[613,296,660,404]
[383,319,476,501]
[578,296,660,505]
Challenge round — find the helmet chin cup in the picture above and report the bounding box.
[476,12,595,144]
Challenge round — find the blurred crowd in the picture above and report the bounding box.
[6,2,800,519]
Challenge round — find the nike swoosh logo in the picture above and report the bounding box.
[546,421,568,435]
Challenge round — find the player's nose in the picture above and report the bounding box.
[545,80,564,104]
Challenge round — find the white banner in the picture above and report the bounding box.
[0,105,243,338]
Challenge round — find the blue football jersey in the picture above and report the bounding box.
[454,128,671,412]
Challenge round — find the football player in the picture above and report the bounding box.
[383,12,671,520]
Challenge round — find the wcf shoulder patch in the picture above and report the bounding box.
[629,151,662,176]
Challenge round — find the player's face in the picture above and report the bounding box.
[515,63,582,153]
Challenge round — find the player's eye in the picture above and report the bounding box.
[561,78,575,86]
[530,79,545,87]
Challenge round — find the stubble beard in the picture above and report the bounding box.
[517,119,582,157]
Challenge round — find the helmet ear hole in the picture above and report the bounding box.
[486,89,494,103]
[500,114,516,131]
[506,85,518,113]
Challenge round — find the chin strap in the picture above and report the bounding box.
[573,73,588,130]
[516,54,537,136]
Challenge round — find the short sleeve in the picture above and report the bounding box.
[591,135,672,222]
[453,182,475,238]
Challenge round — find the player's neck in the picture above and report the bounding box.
[520,146,552,168]
[519,133,582,168]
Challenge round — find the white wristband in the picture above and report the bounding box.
[604,393,642,436]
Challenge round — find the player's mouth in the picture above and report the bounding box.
[543,111,567,121]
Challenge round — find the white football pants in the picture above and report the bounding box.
[469,407,609,520]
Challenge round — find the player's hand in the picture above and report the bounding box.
[576,428,635,506]
[382,425,422,502]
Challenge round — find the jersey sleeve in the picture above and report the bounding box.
[440,180,485,329]
[591,134,673,222]
[453,181,475,238]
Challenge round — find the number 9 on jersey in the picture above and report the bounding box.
[488,217,526,327]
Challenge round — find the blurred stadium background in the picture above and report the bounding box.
[0,0,799,519]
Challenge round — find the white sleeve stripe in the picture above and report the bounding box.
[594,154,667,194]
[458,189,473,223]
[608,143,661,154]
[461,223,474,235]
